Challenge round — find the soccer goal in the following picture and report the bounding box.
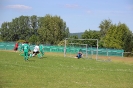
[66,43,88,58]
[64,38,99,60]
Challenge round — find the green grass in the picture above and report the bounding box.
[0,51,133,88]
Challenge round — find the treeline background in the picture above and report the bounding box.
[0,14,133,55]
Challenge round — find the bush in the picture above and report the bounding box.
[17,40,26,43]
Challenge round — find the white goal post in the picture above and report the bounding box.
[64,38,99,60]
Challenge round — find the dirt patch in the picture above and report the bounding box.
[46,52,133,64]
[97,55,133,64]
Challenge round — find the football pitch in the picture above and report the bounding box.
[0,51,133,88]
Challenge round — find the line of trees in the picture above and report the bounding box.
[0,15,69,44]
[69,19,133,56]
[0,15,133,55]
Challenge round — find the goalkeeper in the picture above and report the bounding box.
[75,49,82,59]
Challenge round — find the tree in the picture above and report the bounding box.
[103,23,132,50]
[69,35,78,39]
[103,24,120,48]
[30,15,39,35]
[99,19,112,37]
[17,15,31,40]
[120,24,133,52]
[81,30,100,47]
[29,35,39,44]
[0,22,11,41]
[0,16,32,41]
[38,14,70,44]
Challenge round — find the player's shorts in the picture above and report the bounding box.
[33,51,39,55]
[14,47,18,51]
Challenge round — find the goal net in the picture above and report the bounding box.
[64,38,99,60]
[66,43,88,58]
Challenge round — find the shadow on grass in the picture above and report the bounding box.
[39,56,47,59]
[24,56,47,62]
[27,59,36,62]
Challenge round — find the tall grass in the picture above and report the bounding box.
[0,51,133,88]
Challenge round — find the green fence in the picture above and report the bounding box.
[64,46,124,57]
[0,42,124,57]
[0,42,16,50]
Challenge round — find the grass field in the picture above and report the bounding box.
[0,51,133,88]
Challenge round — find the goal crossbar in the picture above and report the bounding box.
[65,38,98,41]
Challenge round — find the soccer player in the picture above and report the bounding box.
[75,51,82,59]
[32,44,39,57]
[23,42,30,61]
[14,42,19,51]
[39,44,44,57]
[20,42,25,51]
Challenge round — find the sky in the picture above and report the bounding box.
[0,0,133,33]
